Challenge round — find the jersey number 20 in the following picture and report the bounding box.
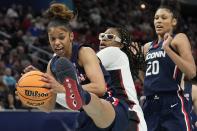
[146,60,159,76]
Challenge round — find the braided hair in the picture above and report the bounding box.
[114,27,145,79]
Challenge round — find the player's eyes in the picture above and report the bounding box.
[154,16,158,20]
[49,37,55,41]
[161,16,167,19]
[59,35,65,40]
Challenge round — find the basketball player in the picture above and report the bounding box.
[142,2,196,131]
[96,27,147,131]
[25,3,134,131]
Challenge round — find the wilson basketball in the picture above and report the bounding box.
[16,70,52,107]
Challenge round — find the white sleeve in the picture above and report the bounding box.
[97,47,121,69]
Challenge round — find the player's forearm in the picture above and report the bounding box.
[82,83,106,97]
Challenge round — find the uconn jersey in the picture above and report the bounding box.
[51,44,111,108]
[143,41,192,131]
[144,41,183,96]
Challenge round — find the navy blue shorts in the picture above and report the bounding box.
[76,100,139,131]
[143,91,192,131]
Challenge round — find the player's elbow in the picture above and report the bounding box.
[187,69,196,80]
[97,86,107,97]
[190,71,196,79]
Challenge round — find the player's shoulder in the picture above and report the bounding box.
[97,47,123,58]
[97,47,125,60]
[103,46,120,51]
[79,46,95,53]
[79,46,97,58]
[172,33,189,45]
[98,47,121,54]
[174,33,187,39]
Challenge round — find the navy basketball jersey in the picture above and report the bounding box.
[50,43,111,86]
[143,41,183,96]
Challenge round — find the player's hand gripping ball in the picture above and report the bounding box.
[16,71,52,107]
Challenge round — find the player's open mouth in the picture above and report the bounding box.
[156,25,163,30]
[100,45,106,49]
[55,47,64,51]
[55,48,64,54]
[100,43,106,49]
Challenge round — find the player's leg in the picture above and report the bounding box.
[142,96,161,131]
[54,57,129,129]
[126,110,140,131]
[160,92,192,131]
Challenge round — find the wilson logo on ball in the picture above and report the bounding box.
[25,90,49,97]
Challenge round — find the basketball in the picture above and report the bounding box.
[16,70,52,108]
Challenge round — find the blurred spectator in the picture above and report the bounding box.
[28,19,43,37]
[22,31,36,45]
[22,13,33,31]
[0,60,5,75]
[2,67,16,89]
[0,45,5,60]
[2,67,16,109]
[0,78,9,110]
[10,30,24,48]
[6,4,18,18]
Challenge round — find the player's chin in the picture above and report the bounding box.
[55,51,65,57]
[156,31,166,36]
[99,45,106,50]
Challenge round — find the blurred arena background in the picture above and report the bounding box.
[0,0,197,131]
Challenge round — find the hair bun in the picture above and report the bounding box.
[47,3,74,21]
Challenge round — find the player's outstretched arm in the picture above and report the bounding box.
[38,60,57,112]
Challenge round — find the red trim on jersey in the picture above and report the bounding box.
[153,40,159,48]
[177,87,191,131]
[112,97,120,106]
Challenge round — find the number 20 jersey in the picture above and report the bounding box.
[143,41,183,96]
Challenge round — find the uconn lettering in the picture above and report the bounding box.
[146,51,166,61]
